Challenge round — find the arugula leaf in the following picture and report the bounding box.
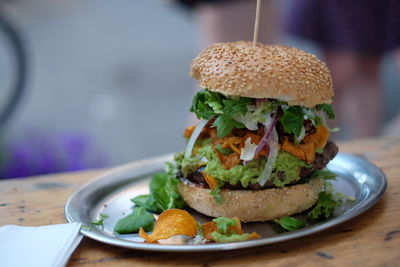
[131,164,186,213]
[273,216,306,231]
[280,106,304,136]
[308,191,342,220]
[114,207,154,234]
[213,217,237,234]
[222,98,253,116]
[91,213,109,226]
[149,171,185,211]
[190,89,254,137]
[131,194,163,213]
[318,104,335,119]
[206,91,224,113]
[164,162,186,209]
[213,114,245,138]
[190,90,217,120]
[310,169,337,180]
[130,195,149,208]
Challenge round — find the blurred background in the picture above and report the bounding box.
[0,0,399,179]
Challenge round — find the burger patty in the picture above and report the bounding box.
[180,141,338,190]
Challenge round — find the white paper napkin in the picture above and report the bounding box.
[0,222,83,267]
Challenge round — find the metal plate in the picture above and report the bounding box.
[65,153,387,252]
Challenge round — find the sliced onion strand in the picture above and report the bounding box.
[184,119,210,158]
[258,127,279,186]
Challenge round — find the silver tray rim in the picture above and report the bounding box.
[65,152,387,252]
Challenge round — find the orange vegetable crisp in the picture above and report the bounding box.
[139,209,197,243]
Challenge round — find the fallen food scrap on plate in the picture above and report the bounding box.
[138,209,260,244]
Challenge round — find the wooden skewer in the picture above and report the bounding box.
[253,0,262,47]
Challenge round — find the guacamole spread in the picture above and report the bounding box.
[176,138,310,188]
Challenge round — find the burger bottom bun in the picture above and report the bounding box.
[177,178,323,222]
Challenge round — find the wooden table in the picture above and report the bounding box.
[1,138,399,266]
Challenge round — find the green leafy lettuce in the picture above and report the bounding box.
[114,207,154,234]
[274,216,306,231]
[279,104,336,137]
[190,89,252,138]
[190,89,336,138]
[308,183,342,220]
[280,106,305,136]
[131,163,185,213]
[318,103,335,119]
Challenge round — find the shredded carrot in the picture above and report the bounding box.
[228,141,241,154]
[184,125,196,138]
[316,125,330,147]
[228,136,242,144]
[281,138,307,161]
[303,125,330,148]
[202,172,218,190]
[282,137,317,164]
[298,142,315,164]
[214,148,241,170]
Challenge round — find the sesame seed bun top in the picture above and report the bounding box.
[190,41,334,107]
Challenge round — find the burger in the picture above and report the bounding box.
[174,41,338,222]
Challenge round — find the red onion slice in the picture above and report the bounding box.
[255,112,278,155]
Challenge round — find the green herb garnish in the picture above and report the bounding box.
[91,213,109,226]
